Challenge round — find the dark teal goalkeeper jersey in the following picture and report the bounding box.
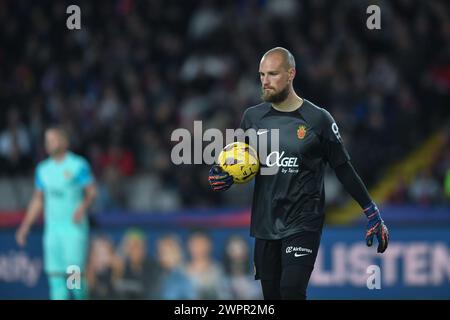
[240,99,350,240]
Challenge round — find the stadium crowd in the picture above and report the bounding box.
[0,0,449,211]
[86,229,261,300]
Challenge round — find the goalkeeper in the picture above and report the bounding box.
[209,47,389,300]
[16,127,97,300]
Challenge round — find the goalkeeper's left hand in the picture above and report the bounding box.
[364,202,389,253]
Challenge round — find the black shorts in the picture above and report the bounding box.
[253,231,321,280]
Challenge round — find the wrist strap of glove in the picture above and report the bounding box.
[363,201,381,221]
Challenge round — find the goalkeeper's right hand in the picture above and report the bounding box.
[208,165,233,191]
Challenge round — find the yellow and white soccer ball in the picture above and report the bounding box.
[218,142,259,184]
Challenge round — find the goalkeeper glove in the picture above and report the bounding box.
[208,165,233,192]
[364,202,389,253]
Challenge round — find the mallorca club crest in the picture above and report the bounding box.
[297,125,306,140]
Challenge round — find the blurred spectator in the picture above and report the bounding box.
[99,143,136,209]
[186,231,231,299]
[137,128,169,174]
[0,109,31,176]
[442,146,450,202]
[445,169,450,201]
[114,229,160,299]
[223,235,261,300]
[388,175,410,204]
[98,87,122,127]
[86,235,121,300]
[156,234,194,300]
[100,143,135,177]
[409,169,442,206]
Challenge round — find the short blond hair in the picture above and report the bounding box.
[262,47,296,70]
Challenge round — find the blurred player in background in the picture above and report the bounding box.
[209,47,389,300]
[15,127,97,300]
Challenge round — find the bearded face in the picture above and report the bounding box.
[261,83,290,103]
[259,53,295,104]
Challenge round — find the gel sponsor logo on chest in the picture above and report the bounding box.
[265,151,300,174]
[266,151,299,168]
